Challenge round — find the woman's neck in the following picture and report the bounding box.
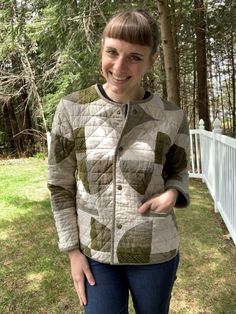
[102,83,145,104]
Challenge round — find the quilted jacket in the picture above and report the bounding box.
[48,84,190,265]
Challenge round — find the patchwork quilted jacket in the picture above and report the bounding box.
[48,84,190,265]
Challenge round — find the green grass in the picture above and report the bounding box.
[0,159,235,314]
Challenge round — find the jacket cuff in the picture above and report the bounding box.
[165,184,190,208]
[59,244,80,253]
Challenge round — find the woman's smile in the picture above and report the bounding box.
[109,72,132,84]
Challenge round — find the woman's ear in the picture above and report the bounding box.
[151,52,158,65]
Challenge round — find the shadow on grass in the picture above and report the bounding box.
[0,179,235,314]
[0,195,80,314]
[171,179,236,313]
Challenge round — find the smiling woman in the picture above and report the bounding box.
[48,8,190,314]
[101,38,157,103]
[101,9,158,103]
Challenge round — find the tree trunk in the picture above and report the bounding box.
[20,46,48,133]
[160,48,168,99]
[19,93,36,155]
[2,103,15,154]
[170,0,180,106]
[230,33,236,129]
[157,0,180,106]
[194,0,211,130]
[4,101,24,156]
[193,44,197,129]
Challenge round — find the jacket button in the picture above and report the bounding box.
[117,223,122,229]
[133,109,138,114]
[118,146,123,151]
[117,185,122,190]
[117,110,121,115]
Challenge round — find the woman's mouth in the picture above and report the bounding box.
[110,72,131,82]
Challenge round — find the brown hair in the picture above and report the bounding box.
[102,9,159,54]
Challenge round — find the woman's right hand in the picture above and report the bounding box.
[68,249,95,306]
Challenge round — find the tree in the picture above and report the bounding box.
[194,0,211,130]
[157,0,180,106]
[1,0,236,157]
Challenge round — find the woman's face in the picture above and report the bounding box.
[101,37,157,103]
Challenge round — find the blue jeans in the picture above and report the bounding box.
[84,253,179,314]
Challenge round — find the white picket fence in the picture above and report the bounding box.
[189,118,236,245]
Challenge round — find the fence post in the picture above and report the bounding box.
[199,119,205,130]
[213,118,222,134]
[213,118,222,212]
[198,119,205,181]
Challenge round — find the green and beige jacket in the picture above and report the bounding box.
[48,84,190,265]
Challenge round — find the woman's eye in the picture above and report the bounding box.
[129,55,142,61]
[106,49,117,57]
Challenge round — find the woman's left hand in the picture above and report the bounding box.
[137,188,179,215]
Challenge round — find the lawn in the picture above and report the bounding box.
[0,158,235,314]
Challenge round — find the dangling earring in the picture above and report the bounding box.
[99,68,106,84]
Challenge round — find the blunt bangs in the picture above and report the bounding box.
[102,11,156,52]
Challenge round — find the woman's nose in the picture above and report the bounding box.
[113,56,127,72]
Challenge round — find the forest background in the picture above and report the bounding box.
[0,0,235,157]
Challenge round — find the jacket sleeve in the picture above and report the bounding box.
[163,112,190,208]
[48,100,79,252]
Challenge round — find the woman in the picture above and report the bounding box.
[48,8,190,314]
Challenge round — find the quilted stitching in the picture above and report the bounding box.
[48,84,190,265]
